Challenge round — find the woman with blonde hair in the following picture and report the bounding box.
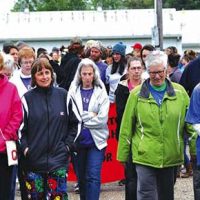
[0,53,23,199]
[1,53,15,79]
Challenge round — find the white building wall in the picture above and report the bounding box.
[1,8,198,53]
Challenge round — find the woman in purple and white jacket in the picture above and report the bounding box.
[69,58,110,200]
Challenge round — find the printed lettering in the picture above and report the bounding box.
[104,152,112,162]
[11,150,17,160]
[107,117,116,125]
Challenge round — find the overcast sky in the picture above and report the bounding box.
[0,0,15,13]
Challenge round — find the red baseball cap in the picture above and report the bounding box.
[131,42,142,50]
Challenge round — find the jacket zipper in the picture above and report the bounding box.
[45,92,49,173]
[177,112,181,148]
[138,114,144,140]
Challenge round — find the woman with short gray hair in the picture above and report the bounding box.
[1,53,15,79]
[117,51,197,200]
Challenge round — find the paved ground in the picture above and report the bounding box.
[16,177,194,200]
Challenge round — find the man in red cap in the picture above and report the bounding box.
[131,42,142,58]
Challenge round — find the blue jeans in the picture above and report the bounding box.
[77,146,105,200]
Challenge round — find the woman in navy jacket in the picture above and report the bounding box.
[19,57,81,199]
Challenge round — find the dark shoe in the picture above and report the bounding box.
[180,172,189,178]
[180,166,189,178]
[176,172,181,178]
[118,179,126,186]
[187,162,193,176]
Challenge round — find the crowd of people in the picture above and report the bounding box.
[0,37,200,200]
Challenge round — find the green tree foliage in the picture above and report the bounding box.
[123,0,154,9]
[89,0,123,10]
[163,0,200,10]
[12,0,200,12]
[38,0,87,11]
[13,0,87,11]
[13,0,37,11]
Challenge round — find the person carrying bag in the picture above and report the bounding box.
[0,52,23,199]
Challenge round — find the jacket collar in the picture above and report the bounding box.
[35,85,53,94]
[139,78,176,99]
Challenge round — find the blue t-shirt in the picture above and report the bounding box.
[79,88,95,147]
[149,84,166,106]
[96,61,107,84]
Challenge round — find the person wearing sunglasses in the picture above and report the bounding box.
[117,50,197,200]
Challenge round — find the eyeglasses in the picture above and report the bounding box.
[142,54,146,58]
[130,67,142,70]
[148,70,165,76]
[21,60,34,65]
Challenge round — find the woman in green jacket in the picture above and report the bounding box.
[117,50,197,200]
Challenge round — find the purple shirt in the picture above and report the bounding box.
[20,77,31,90]
[96,61,107,84]
[79,88,95,147]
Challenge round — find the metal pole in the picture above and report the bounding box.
[156,0,163,50]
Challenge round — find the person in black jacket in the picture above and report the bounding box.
[59,37,84,90]
[115,56,143,200]
[19,57,81,199]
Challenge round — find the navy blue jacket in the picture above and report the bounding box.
[20,86,81,173]
[179,56,200,96]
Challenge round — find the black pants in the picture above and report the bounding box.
[0,154,13,200]
[125,154,137,200]
[192,159,200,200]
[136,164,174,200]
[18,156,28,200]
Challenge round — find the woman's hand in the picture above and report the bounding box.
[82,111,97,122]
[24,147,29,157]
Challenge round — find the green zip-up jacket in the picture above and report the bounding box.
[117,78,197,168]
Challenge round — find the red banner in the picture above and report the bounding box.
[68,103,125,183]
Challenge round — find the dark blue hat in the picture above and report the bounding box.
[112,42,126,56]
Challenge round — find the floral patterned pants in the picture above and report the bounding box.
[24,168,68,200]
